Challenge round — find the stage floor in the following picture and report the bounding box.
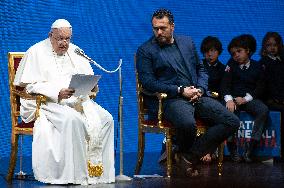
[0,152,284,188]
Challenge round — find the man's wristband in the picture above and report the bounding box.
[197,87,204,95]
[178,86,186,96]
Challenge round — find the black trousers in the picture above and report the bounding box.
[231,99,269,142]
[163,97,240,159]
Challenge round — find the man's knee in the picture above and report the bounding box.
[224,113,240,132]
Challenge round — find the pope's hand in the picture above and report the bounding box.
[58,88,75,101]
[91,85,99,93]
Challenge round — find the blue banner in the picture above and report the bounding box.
[224,111,281,156]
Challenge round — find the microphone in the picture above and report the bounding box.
[74,48,122,73]
[74,48,85,56]
[75,48,93,62]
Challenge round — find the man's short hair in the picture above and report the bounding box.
[200,36,223,55]
[228,34,257,57]
[152,8,174,24]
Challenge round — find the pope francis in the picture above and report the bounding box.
[14,19,115,185]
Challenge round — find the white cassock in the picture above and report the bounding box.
[14,38,115,185]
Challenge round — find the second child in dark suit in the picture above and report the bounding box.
[259,32,284,106]
[259,31,284,158]
[221,34,269,163]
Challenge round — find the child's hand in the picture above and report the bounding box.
[226,100,236,112]
[234,97,246,105]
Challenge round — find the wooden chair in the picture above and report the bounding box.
[134,56,175,178]
[134,55,224,177]
[6,52,46,183]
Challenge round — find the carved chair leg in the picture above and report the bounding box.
[135,130,145,175]
[6,134,19,183]
[166,133,172,178]
[217,142,225,176]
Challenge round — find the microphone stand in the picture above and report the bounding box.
[74,48,122,73]
[115,59,132,182]
[15,135,27,179]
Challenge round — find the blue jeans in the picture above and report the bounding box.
[163,96,240,159]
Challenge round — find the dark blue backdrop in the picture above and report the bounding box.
[1,0,284,157]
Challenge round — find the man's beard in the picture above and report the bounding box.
[156,36,172,46]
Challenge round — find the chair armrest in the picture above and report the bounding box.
[140,89,167,99]
[207,91,219,98]
[12,88,46,118]
[156,93,167,127]
[140,89,167,126]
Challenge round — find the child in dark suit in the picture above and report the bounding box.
[200,36,225,100]
[259,32,284,158]
[221,34,269,163]
[199,36,225,162]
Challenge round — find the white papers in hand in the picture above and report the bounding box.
[69,74,101,97]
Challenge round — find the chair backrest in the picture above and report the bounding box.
[7,52,33,133]
[134,54,170,129]
[134,55,148,123]
[8,52,25,87]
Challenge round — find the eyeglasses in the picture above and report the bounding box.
[52,35,71,43]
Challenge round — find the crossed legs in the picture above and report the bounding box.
[164,97,239,175]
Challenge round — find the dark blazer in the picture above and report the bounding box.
[202,59,225,95]
[136,35,208,98]
[220,59,265,99]
[259,56,284,101]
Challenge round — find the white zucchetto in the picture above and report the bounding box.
[51,19,72,28]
